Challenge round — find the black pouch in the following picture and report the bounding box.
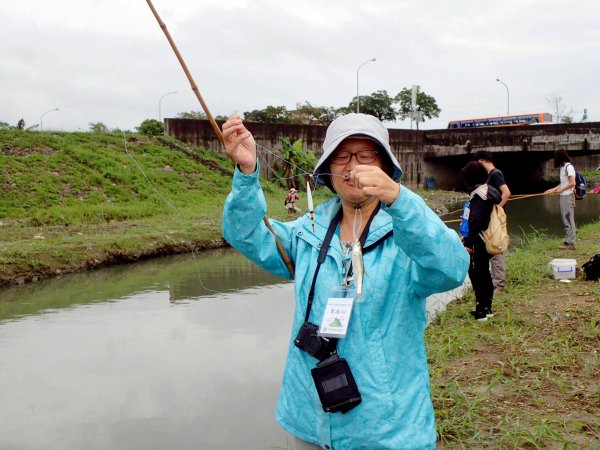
[311,354,362,414]
[582,254,600,281]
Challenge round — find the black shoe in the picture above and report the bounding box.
[470,310,488,321]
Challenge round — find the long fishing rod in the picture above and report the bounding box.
[441,191,556,220]
[442,191,557,224]
[145,0,223,144]
[145,0,295,278]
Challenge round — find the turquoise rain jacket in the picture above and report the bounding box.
[223,166,469,450]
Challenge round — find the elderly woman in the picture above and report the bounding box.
[221,113,469,450]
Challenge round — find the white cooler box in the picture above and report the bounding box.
[549,258,577,280]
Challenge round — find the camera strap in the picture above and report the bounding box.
[304,203,383,323]
[304,207,343,323]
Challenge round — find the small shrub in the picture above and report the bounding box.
[136,119,164,136]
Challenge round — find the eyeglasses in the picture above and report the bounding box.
[330,150,379,165]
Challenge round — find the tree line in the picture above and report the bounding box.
[1,88,585,135]
[176,88,441,126]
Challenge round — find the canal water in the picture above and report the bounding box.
[445,193,600,245]
[0,195,598,450]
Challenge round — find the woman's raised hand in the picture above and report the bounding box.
[222,115,257,174]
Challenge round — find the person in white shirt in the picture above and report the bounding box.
[544,149,576,248]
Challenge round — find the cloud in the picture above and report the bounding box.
[2,0,600,131]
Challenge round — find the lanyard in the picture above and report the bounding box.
[303,203,385,323]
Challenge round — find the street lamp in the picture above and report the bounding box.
[40,108,59,132]
[496,78,510,115]
[158,91,177,121]
[356,58,376,113]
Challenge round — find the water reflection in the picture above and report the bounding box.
[0,252,294,450]
[507,194,600,240]
[0,248,286,322]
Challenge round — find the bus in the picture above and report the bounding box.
[448,112,553,129]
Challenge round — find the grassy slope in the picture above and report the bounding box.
[0,130,310,284]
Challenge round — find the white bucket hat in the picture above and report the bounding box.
[313,113,403,187]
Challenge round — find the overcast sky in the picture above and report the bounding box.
[2,0,599,132]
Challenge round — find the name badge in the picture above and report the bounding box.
[318,297,355,338]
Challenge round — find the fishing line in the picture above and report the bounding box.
[441,192,554,223]
[121,132,221,295]
[256,137,467,236]
[352,203,363,241]
[256,143,312,178]
[256,140,366,257]
[255,142,348,185]
[256,151,301,183]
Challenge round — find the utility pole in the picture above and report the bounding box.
[496,78,510,115]
[407,85,424,130]
[40,108,59,132]
[159,91,177,121]
[356,58,376,113]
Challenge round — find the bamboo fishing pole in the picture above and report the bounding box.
[145,0,295,278]
[145,0,223,145]
[442,191,556,224]
[442,191,553,219]
[509,192,548,200]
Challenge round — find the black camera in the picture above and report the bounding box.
[311,353,362,414]
[294,321,337,361]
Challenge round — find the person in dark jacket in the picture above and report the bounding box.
[473,150,511,292]
[460,161,502,321]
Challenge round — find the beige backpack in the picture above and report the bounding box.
[480,204,509,255]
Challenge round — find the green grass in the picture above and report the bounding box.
[427,221,600,448]
[0,130,233,222]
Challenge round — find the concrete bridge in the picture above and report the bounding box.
[165,119,600,193]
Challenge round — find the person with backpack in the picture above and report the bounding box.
[474,150,511,293]
[544,149,577,248]
[284,188,301,214]
[460,161,502,321]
